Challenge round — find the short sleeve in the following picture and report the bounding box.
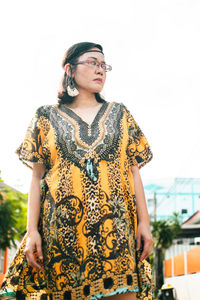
[122,103,153,169]
[16,106,47,169]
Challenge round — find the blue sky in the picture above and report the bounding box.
[0,0,200,192]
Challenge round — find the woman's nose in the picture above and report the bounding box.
[95,67,104,75]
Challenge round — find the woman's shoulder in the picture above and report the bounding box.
[35,104,56,118]
[109,100,126,108]
[111,100,128,112]
[112,101,135,120]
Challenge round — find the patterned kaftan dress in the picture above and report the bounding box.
[0,100,154,299]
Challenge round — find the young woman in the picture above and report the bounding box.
[0,42,154,299]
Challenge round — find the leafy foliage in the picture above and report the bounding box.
[151,212,182,249]
[151,212,182,292]
[0,172,28,249]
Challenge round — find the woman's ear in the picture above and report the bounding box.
[64,63,76,79]
[64,63,72,77]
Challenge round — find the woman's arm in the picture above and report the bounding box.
[24,162,45,271]
[26,163,45,233]
[131,164,153,261]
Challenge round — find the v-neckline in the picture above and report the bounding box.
[59,100,107,127]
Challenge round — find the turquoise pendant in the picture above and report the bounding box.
[86,158,98,182]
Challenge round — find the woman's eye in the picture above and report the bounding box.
[89,60,97,66]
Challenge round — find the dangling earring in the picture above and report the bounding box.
[66,76,79,97]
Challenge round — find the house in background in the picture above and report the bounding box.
[164,211,200,300]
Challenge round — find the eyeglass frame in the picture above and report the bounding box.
[71,59,112,72]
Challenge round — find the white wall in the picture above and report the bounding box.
[165,273,200,300]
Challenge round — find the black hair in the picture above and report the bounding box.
[57,42,105,104]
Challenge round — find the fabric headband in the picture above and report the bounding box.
[82,49,104,55]
[64,49,104,70]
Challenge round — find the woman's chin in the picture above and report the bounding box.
[78,86,103,94]
[92,87,103,93]
[87,89,103,94]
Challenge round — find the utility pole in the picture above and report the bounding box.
[153,191,157,222]
[152,191,160,294]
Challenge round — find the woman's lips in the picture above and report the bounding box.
[94,78,102,83]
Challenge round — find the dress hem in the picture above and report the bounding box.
[0,284,153,300]
[0,269,153,299]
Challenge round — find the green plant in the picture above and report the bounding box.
[0,172,28,249]
[151,213,181,292]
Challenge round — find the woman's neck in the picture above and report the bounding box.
[70,89,99,108]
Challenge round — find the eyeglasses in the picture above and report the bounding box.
[72,59,112,72]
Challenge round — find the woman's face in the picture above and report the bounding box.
[72,47,106,94]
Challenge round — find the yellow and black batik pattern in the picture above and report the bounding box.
[0,100,153,299]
